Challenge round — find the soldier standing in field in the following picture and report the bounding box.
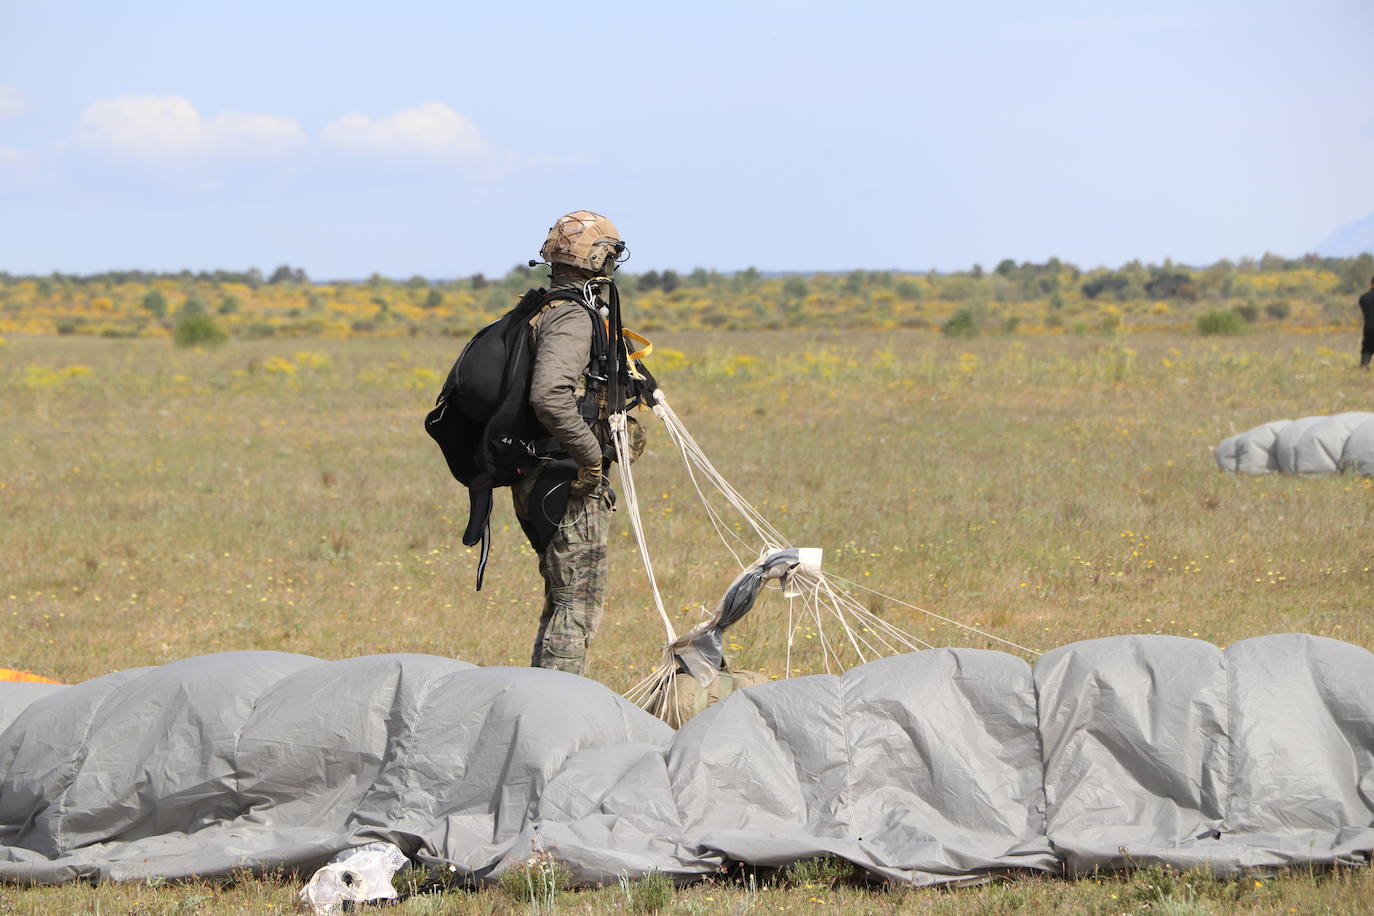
[513,211,634,675]
[1360,275,1374,370]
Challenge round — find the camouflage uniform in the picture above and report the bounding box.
[513,479,610,674]
[513,269,613,676]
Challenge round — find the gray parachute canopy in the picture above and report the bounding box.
[1215,413,1374,474]
[668,547,811,685]
[1,635,1372,887]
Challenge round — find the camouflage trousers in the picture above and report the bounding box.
[512,476,611,676]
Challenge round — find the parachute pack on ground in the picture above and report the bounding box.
[0,634,1370,887]
[1215,412,1374,474]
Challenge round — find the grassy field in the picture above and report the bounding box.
[2,862,1373,915]
[2,328,1373,913]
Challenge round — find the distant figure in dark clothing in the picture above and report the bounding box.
[1361,276,1374,369]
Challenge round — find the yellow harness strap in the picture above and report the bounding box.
[622,329,653,380]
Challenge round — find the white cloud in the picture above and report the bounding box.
[67,97,527,189]
[320,102,496,166]
[76,96,306,161]
[0,147,39,186]
[0,85,29,120]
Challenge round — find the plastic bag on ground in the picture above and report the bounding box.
[298,841,409,914]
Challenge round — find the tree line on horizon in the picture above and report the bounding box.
[1,252,1371,342]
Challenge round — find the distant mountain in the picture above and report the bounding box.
[1317,212,1374,257]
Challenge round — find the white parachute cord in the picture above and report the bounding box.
[641,387,1036,673]
[815,573,933,657]
[652,395,787,550]
[610,412,677,643]
[652,389,941,661]
[808,578,906,655]
[624,657,676,719]
[810,576,872,664]
[829,574,1041,657]
[795,589,818,673]
[652,400,760,567]
[624,664,665,704]
[785,594,795,679]
[804,587,836,674]
[658,411,751,568]
[672,421,786,548]
[849,603,934,653]
[807,572,935,653]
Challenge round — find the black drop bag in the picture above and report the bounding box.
[515,457,578,555]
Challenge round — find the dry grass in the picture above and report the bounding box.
[2,864,1373,914]
[2,328,1373,911]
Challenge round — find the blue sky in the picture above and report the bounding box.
[1,0,1371,277]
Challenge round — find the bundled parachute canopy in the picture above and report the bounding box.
[1,635,1371,887]
[626,548,821,728]
[1215,413,1374,474]
[672,548,822,677]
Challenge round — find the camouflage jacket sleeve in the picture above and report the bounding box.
[529,302,603,468]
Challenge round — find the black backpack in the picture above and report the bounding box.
[427,281,657,589]
[425,286,601,589]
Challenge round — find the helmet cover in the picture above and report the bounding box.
[539,210,624,273]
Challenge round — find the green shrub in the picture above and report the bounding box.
[142,290,168,317]
[173,313,228,347]
[1196,309,1245,336]
[942,307,979,338]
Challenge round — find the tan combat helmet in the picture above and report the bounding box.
[539,210,626,274]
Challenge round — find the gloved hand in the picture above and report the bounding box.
[569,461,603,498]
